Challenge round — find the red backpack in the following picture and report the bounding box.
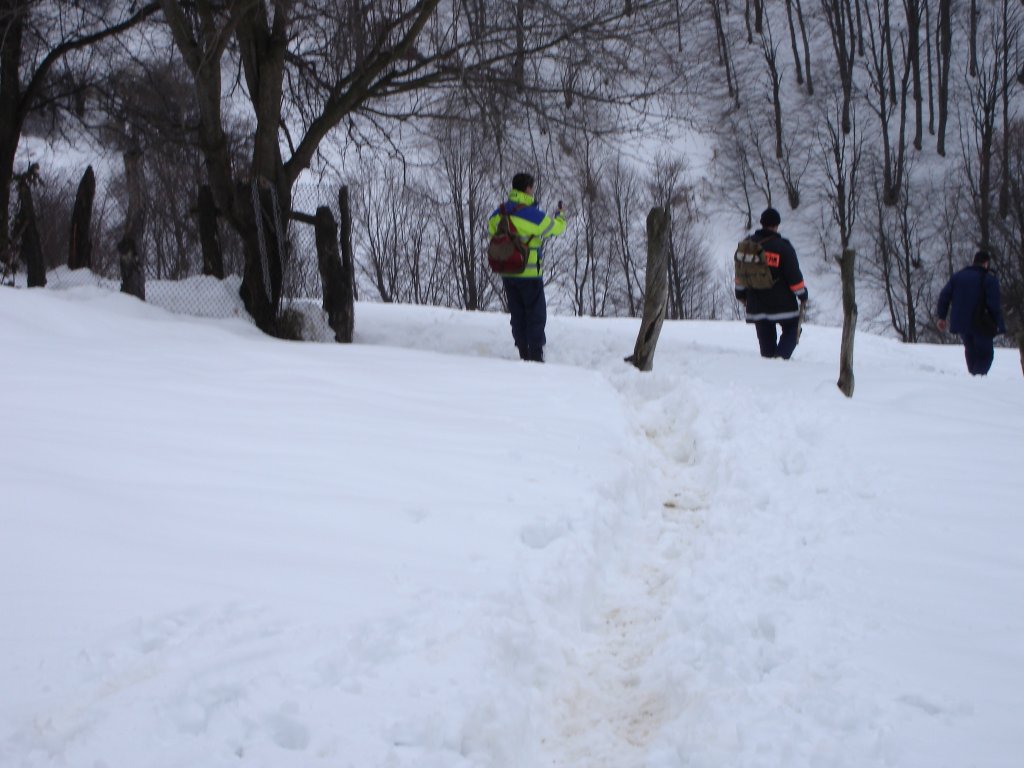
[487,203,530,274]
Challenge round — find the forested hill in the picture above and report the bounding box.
[2,1,1022,348]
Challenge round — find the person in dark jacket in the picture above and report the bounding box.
[488,173,566,363]
[936,250,1007,375]
[735,207,808,359]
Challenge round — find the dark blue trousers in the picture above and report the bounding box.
[961,331,995,375]
[502,277,546,361]
[755,318,800,359]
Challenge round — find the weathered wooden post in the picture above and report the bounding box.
[68,166,95,270]
[338,185,357,303]
[118,149,146,300]
[313,202,354,343]
[197,184,224,279]
[15,164,45,288]
[625,206,670,371]
[837,247,857,397]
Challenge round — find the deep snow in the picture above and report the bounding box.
[1,276,1022,768]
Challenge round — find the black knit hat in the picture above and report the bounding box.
[760,207,781,227]
[512,173,535,192]
[973,250,992,266]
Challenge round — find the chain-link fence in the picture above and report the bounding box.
[3,167,338,331]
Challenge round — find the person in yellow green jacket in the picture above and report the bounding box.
[487,173,566,362]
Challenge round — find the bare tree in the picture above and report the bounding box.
[0,1,159,273]
[647,155,717,320]
[709,0,740,108]
[821,0,858,134]
[867,170,929,342]
[991,118,1024,347]
[157,0,688,335]
[434,113,497,311]
[607,155,644,317]
[818,94,863,395]
[758,10,786,161]
[960,11,1013,253]
[862,0,911,206]
[905,0,924,150]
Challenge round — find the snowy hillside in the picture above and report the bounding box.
[1,281,1022,768]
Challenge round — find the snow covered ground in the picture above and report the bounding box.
[2,276,1022,768]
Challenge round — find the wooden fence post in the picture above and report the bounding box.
[118,149,146,300]
[314,203,354,342]
[68,166,95,270]
[15,165,45,288]
[625,206,670,371]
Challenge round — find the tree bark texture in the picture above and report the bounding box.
[314,204,354,343]
[68,166,95,270]
[118,150,146,301]
[339,185,358,305]
[837,247,857,397]
[626,207,670,372]
[197,184,224,279]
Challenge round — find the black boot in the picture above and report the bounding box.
[526,346,544,363]
[517,345,529,361]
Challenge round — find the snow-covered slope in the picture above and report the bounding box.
[1,281,1021,767]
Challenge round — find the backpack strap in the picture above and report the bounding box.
[499,202,528,238]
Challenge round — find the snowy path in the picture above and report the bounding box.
[540,494,686,767]
[535,364,713,767]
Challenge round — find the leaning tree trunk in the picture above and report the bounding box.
[118,149,146,301]
[68,166,95,271]
[837,247,857,397]
[15,167,45,288]
[197,184,224,279]
[625,207,670,371]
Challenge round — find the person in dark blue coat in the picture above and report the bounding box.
[936,250,1007,375]
[735,208,808,359]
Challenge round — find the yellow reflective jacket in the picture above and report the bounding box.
[487,188,566,277]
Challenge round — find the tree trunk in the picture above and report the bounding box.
[795,0,813,94]
[906,0,923,151]
[15,172,44,288]
[314,203,354,343]
[0,5,25,273]
[784,0,804,86]
[969,0,978,78]
[937,0,952,155]
[68,166,95,270]
[237,179,285,333]
[625,207,670,372]
[197,184,224,279]
[118,149,146,301]
[837,248,857,397]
